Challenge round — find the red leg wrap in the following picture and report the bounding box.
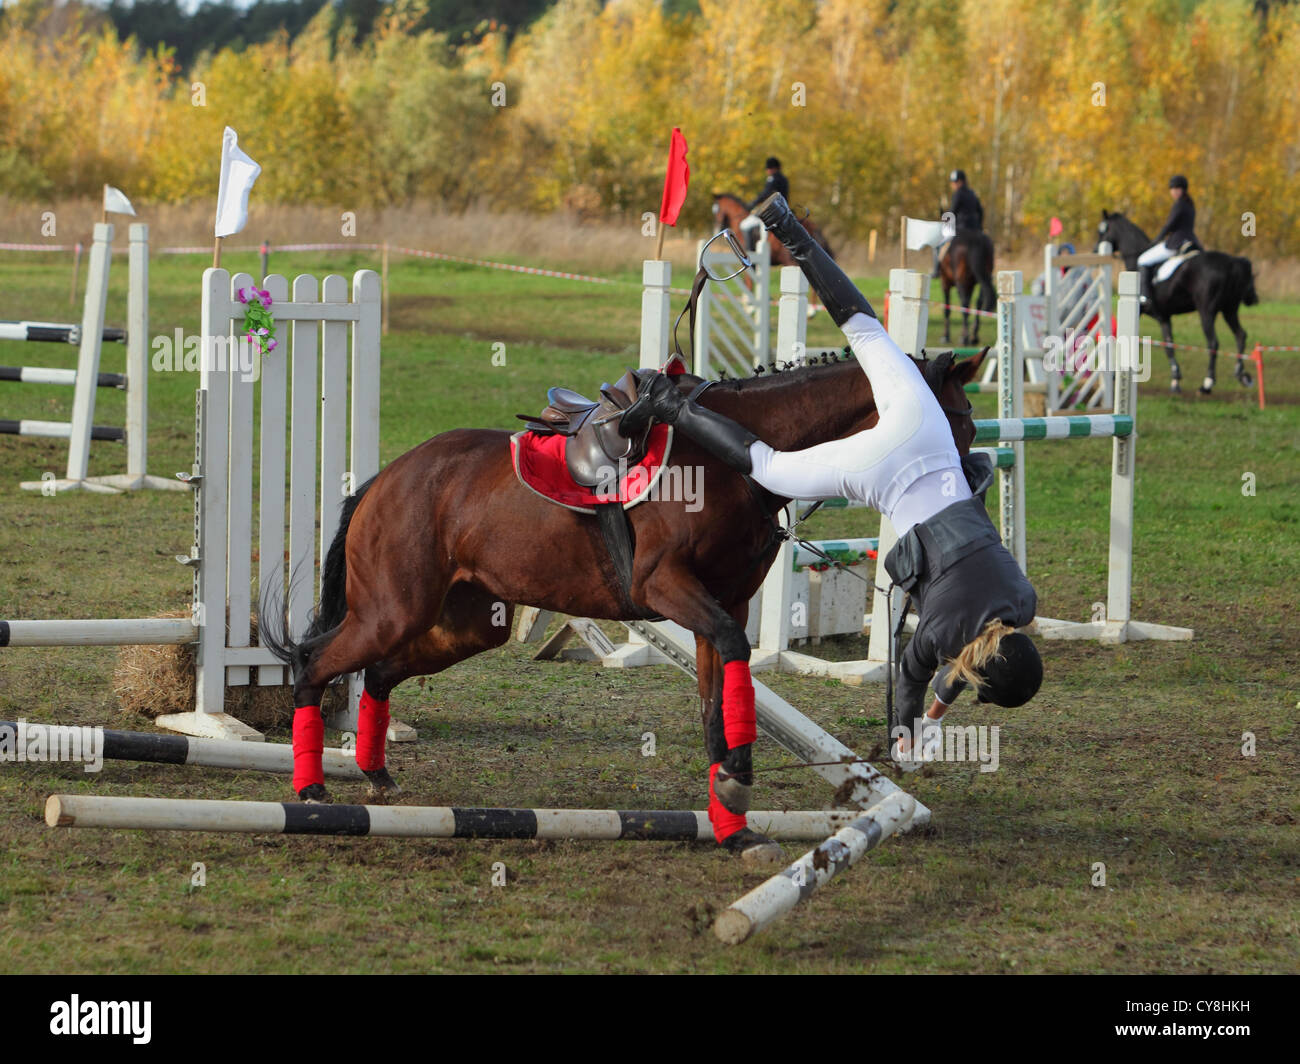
[708,763,748,843]
[356,690,390,772]
[721,660,757,747]
[292,705,324,793]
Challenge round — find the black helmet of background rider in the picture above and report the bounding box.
[1169,174,1189,191]
[949,169,967,185]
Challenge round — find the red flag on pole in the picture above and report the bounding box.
[1048,216,1063,238]
[658,128,690,228]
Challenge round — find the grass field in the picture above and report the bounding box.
[1,243,1296,973]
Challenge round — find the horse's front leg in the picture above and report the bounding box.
[961,285,975,345]
[941,283,953,343]
[1160,319,1182,393]
[640,564,780,864]
[1198,306,1221,394]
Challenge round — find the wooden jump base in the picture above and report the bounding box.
[1,720,362,779]
[714,791,916,944]
[44,794,869,842]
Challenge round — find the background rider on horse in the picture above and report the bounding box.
[738,157,789,250]
[1137,175,1201,306]
[932,169,984,277]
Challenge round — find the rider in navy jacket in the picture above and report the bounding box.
[748,157,790,211]
[949,170,984,232]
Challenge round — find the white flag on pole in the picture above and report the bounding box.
[904,217,948,251]
[214,127,262,239]
[103,186,136,216]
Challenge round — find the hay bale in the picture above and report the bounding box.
[112,611,345,732]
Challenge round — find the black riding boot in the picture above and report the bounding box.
[1139,265,1155,306]
[618,373,758,473]
[756,193,876,326]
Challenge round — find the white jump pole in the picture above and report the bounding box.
[0,618,196,647]
[60,222,114,492]
[1,720,361,778]
[45,793,875,842]
[1104,272,1139,643]
[996,270,1028,574]
[714,791,916,945]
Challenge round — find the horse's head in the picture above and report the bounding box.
[1097,210,1143,269]
[713,193,745,231]
[920,347,988,455]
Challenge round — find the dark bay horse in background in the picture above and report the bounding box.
[263,348,987,860]
[713,193,834,266]
[1097,210,1258,394]
[938,230,995,346]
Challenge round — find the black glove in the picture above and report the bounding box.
[618,373,685,437]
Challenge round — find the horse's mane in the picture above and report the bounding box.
[708,347,935,393]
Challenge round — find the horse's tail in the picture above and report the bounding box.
[1234,256,1259,306]
[259,475,377,674]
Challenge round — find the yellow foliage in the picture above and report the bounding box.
[0,0,1296,254]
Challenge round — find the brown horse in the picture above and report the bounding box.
[713,193,834,266]
[263,348,987,857]
[938,230,996,346]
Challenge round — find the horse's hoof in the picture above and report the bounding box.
[298,783,330,804]
[1200,376,1215,395]
[715,746,753,814]
[714,774,752,815]
[1237,370,1253,387]
[720,828,783,867]
[363,767,402,802]
[1169,381,1182,394]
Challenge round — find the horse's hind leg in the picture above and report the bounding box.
[941,282,953,343]
[355,582,515,800]
[289,565,453,800]
[1221,303,1252,386]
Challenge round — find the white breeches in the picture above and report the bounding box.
[1137,243,1174,267]
[746,313,970,533]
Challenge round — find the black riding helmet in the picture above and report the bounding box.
[1169,174,1189,190]
[974,632,1043,707]
[949,169,967,183]
[765,156,781,170]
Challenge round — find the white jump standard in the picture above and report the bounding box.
[3,223,181,493]
[44,794,872,842]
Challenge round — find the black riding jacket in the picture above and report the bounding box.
[748,171,789,211]
[951,185,984,232]
[1154,195,1198,250]
[884,453,1037,732]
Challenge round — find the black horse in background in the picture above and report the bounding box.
[1097,210,1258,394]
[938,230,996,346]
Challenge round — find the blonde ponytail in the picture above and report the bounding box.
[945,619,1016,690]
